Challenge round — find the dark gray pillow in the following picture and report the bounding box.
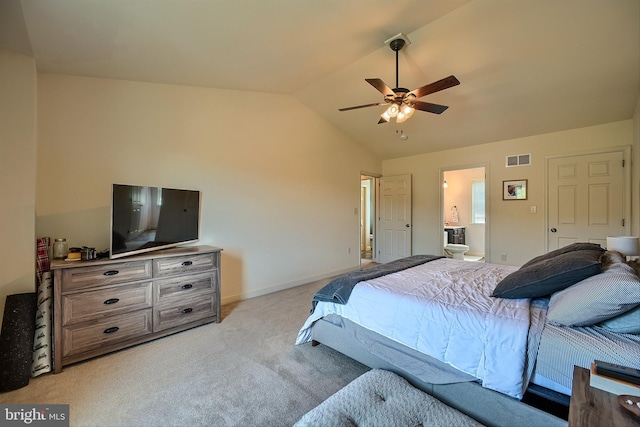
[492,250,603,299]
[521,242,604,269]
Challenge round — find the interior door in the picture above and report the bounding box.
[547,151,625,250]
[378,174,412,262]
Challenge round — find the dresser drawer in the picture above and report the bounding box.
[60,260,152,292]
[153,293,216,332]
[153,272,215,304]
[62,282,153,326]
[62,309,153,357]
[152,253,216,278]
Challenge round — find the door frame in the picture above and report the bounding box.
[361,172,381,264]
[545,146,632,251]
[439,163,491,262]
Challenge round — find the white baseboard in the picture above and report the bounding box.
[220,264,360,306]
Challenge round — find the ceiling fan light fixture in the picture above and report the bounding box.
[396,105,415,123]
[386,104,399,118]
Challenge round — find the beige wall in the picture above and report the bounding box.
[0,48,37,325]
[383,120,635,266]
[36,74,381,304]
[4,65,639,326]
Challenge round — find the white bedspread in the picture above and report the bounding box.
[296,259,536,399]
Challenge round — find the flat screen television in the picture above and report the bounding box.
[110,184,201,259]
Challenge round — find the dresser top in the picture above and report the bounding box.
[50,245,222,270]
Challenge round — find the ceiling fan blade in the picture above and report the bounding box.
[338,102,384,112]
[377,116,389,124]
[408,75,460,99]
[365,78,395,98]
[412,100,449,114]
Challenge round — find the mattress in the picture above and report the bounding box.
[313,314,571,396]
[310,310,640,399]
[533,322,640,393]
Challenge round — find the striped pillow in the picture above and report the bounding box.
[547,254,640,326]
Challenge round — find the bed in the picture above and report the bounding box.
[295,244,640,427]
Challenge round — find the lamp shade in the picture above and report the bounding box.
[386,104,399,118]
[606,236,639,256]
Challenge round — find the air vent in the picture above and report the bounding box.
[506,153,531,167]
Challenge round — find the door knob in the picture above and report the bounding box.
[406,224,410,228]
[550,228,557,233]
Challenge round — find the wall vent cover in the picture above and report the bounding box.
[506,153,531,167]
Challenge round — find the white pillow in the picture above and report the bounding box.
[547,255,640,326]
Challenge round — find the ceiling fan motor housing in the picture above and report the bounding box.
[389,38,406,52]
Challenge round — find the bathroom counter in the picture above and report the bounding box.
[445,227,465,245]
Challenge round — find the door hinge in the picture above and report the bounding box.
[622,159,625,167]
[622,218,626,227]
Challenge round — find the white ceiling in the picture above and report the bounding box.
[3,0,639,160]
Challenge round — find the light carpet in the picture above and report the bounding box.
[0,277,370,426]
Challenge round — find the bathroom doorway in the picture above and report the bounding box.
[442,166,487,262]
[360,174,377,265]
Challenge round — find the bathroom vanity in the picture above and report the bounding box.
[445,227,465,245]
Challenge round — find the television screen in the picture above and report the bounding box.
[110,184,200,259]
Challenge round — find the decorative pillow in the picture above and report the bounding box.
[597,305,640,334]
[521,242,604,269]
[491,250,603,299]
[547,256,640,326]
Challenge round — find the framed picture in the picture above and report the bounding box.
[503,179,527,200]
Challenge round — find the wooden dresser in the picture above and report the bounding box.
[51,245,222,373]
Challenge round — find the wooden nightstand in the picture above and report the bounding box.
[568,366,640,427]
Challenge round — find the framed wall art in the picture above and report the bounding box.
[503,179,527,200]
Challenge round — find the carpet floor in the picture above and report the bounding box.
[0,277,370,426]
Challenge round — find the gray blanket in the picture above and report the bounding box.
[311,255,443,312]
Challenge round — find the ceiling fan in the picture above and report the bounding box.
[339,35,460,124]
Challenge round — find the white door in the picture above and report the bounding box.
[378,175,412,262]
[548,151,625,250]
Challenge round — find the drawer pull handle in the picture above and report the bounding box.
[181,308,193,314]
[181,261,193,267]
[103,326,120,334]
[103,270,119,276]
[103,298,120,305]
[181,284,193,290]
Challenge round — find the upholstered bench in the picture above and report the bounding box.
[295,369,485,426]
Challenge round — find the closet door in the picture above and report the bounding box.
[378,175,412,263]
[547,150,625,250]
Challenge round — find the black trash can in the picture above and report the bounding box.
[0,293,37,392]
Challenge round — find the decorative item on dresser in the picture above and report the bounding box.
[51,245,222,373]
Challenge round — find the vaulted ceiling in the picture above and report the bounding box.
[3,0,639,159]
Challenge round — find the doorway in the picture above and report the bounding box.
[361,175,377,265]
[442,166,487,262]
